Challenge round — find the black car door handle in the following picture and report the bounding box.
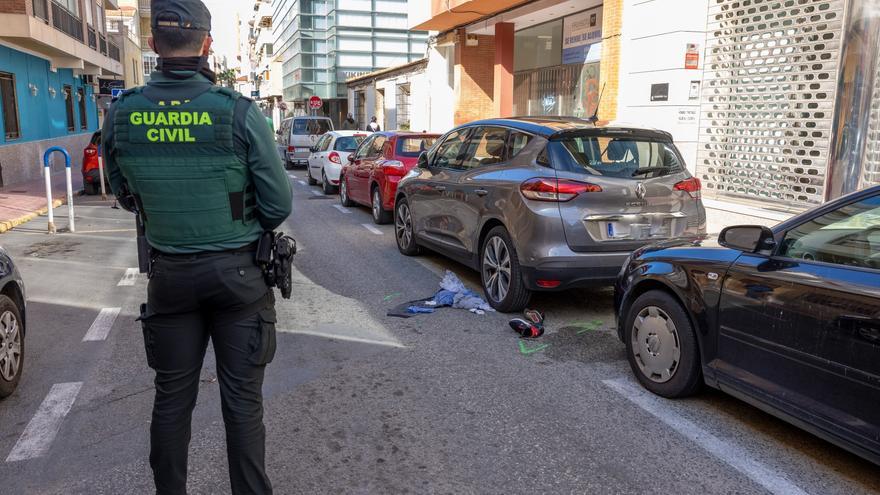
[475,189,489,196]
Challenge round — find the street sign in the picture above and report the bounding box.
[251,90,260,98]
[111,88,124,99]
[308,95,323,110]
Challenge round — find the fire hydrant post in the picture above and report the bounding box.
[43,147,74,233]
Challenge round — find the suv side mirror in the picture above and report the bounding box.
[417,152,429,169]
[719,225,776,253]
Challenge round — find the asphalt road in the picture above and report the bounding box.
[0,175,878,494]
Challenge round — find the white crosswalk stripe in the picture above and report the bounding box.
[6,382,83,462]
[82,308,121,342]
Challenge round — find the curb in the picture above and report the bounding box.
[0,198,66,234]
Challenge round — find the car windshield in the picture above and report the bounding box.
[293,119,331,135]
[397,137,438,157]
[554,136,683,179]
[335,136,366,151]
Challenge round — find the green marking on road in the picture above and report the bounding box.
[383,292,402,302]
[519,340,550,355]
[574,319,605,335]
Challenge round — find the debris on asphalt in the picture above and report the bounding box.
[386,270,495,318]
[509,308,545,338]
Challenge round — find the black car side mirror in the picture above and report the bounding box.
[347,154,356,163]
[417,152,429,169]
[719,225,776,253]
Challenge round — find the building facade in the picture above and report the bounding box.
[346,58,428,131]
[273,0,428,126]
[248,0,284,130]
[0,0,122,187]
[411,0,880,227]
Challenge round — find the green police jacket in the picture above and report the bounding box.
[104,71,292,254]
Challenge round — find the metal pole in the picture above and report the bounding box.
[44,158,55,234]
[98,154,107,200]
[43,147,72,233]
[65,158,75,233]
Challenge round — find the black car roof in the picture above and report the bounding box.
[462,117,674,141]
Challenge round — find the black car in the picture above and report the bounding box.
[0,247,25,398]
[615,185,880,465]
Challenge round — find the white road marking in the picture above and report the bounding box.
[602,378,810,495]
[361,224,383,235]
[297,180,307,186]
[287,174,298,179]
[333,205,351,214]
[117,268,140,286]
[279,327,405,348]
[6,382,83,462]
[311,190,324,197]
[82,307,121,342]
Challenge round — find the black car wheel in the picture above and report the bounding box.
[480,226,531,312]
[624,290,702,398]
[307,166,318,186]
[372,187,392,225]
[322,171,336,195]
[0,294,24,399]
[340,176,355,207]
[395,198,420,256]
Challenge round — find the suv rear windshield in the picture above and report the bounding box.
[293,119,331,135]
[335,135,366,152]
[397,136,438,157]
[553,136,683,179]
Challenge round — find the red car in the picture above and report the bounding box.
[82,130,110,195]
[339,132,439,224]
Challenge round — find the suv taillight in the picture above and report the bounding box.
[674,178,702,199]
[520,178,602,202]
[328,152,341,164]
[287,146,295,152]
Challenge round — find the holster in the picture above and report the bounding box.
[255,231,297,299]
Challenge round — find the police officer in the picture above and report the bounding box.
[103,1,291,493]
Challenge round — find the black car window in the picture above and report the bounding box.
[779,193,880,270]
[354,135,375,159]
[459,127,510,170]
[554,136,684,179]
[369,135,388,158]
[432,128,471,169]
[508,132,532,158]
[335,135,365,151]
[318,135,332,152]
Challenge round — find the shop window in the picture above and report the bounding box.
[514,20,563,72]
[0,73,20,140]
[78,88,88,130]
[63,85,75,132]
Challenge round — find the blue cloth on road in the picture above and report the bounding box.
[407,306,436,314]
[386,271,495,318]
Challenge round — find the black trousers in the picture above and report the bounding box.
[140,250,276,495]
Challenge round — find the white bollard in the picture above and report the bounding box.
[65,164,75,233]
[44,161,55,234]
[98,154,107,200]
[43,147,73,233]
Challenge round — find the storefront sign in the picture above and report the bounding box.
[685,43,700,69]
[650,83,669,102]
[98,78,123,96]
[562,7,603,65]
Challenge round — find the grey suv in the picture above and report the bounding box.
[394,117,706,312]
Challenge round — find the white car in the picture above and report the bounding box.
[307,131,371,194]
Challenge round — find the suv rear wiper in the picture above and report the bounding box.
[631,167,670,178]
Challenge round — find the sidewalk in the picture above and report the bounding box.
[0,172,85,233]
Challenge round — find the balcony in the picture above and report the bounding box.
[51,1,83,42]
[108,42,120,62]
[87,27,97,49]
[99,34,107,56]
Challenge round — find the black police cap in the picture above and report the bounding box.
[151,0,211,32]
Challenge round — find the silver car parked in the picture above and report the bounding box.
[394,117,706,312]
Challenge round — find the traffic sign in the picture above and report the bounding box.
[308,95,323,110]
[111,88,124,99]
